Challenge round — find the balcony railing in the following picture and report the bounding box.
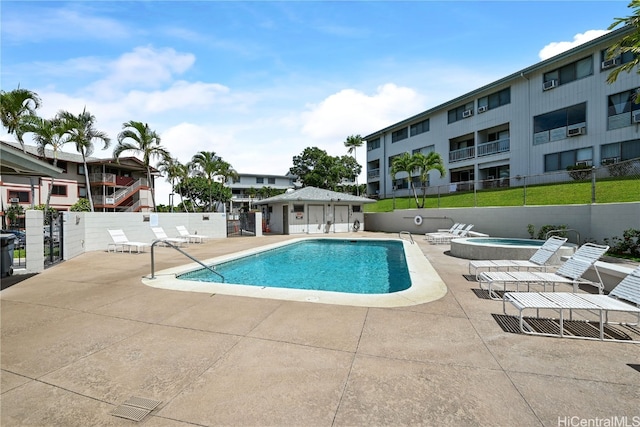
[449,146,475,163]
[368,168,380,179]
[93,178,148,206]
[477,138,510,157]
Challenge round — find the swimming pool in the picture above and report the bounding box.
[144,237,447,307]
[177,239,411,294]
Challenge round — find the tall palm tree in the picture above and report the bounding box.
[0,88,42,152]
[190,151,220,212]
[58,108,111,212]
[1,88,43,207]
[157,156,185,212]
[390,152,420,208]
[114,121,169,211]
[344,134,363,195]
[23,115,70,211]
[413,151,446,208]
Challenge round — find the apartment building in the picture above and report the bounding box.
[365,26,640,199]
[1,141,156,214]
[226,172,300,212]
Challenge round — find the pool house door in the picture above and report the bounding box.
[307,204,325,234]
[333,205,350,232]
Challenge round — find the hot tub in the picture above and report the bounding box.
[450,237,576,261]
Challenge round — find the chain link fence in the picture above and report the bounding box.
[388,158,640,208]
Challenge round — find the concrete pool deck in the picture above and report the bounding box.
[1,232,639,426]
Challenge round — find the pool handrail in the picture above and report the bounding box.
[149,239,224,282]
[399,231,415,244]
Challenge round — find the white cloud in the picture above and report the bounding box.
[301,83,424,141]
[539,30,610,60]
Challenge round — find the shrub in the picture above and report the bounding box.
[537,224,567,240]
[604,229,640,259]
[566,164,592,181]
[70,198,91,212]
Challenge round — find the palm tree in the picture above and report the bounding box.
[0,88,42,152]
[157,156,185,212]
[606,0,640,102]
[413,151,446,208]
[23,115,70,211]
[1,88,43,207]
[190,151,220,212]
[114,121,169,212]
[390,152,420,208]
[58,108,111,212]
[344,134,363,195]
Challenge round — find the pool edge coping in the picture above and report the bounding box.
[142,236,448,308]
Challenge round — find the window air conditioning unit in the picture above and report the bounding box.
[462,109,473,118]
[601,58,620,69]
[601,157,618,165]
[543,79,558,91]
[477,105,488,113]
[575,161,592,167]
[9,198,20,203]
[633,111,640,123]
[567,126,585,137]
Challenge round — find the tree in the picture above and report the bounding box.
[390,152,420,207]
[114,121,169,211]
[174,176,231,211]
[58,108,111,212]
[1,88,43,207]
[344,134,364,195]
[190,151,221,212]
[606,0,640,103]
[23,115,70,212]
[0,88,42,152]
[290,147,360,190]
[157,156,185,212]
[413,152,446,208]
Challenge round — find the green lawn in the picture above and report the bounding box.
[365,177,640,212]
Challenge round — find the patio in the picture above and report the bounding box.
[1,232,638,426]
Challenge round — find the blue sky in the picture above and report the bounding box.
[1,0,632,203]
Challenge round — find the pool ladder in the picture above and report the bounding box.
[149,239,224,282]
[398,231,415,244]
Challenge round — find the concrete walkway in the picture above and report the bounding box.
[1,233,639,426]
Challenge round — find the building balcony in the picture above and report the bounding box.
[449,146,475,163]
[477,138,510,157]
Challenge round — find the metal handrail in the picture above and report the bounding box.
[399,231,414,244]
[546,228,581,245]
[149,239,224,281]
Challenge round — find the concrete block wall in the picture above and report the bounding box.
[364,202,640,244]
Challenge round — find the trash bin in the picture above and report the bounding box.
[1,233,16,278]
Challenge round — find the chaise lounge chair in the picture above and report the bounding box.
[176,225,209,243]
[151,227,189,247]
[426,224,474,244]
[107,229,150,253]
[426,223,461,238]
[502,265,640,342]
[469,235,568,279]
[478,242,609,300]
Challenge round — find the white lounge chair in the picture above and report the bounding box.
[151,227,189,247]
[469,235,568,279]
[502,265,640,343]
[107,229,150,253]
[426,223,461,238]
[478,243,609,300]
[426,224,474,244]
[176,225,208,243]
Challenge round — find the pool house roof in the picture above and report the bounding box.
[255,186,376,205]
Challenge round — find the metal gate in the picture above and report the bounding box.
[227,211,256,237]
[44,212,63,267]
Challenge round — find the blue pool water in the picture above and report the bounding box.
[177,239,411,294]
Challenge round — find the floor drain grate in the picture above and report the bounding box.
[111,396,162,422]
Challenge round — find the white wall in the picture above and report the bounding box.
[364,202,640,244]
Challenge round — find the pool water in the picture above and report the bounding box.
[177,239,411,294]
